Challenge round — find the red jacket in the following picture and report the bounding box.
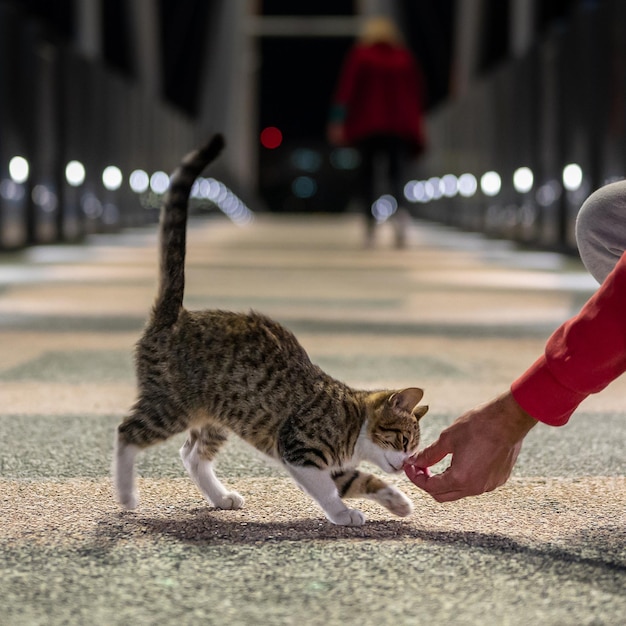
[512,251,626,425]
[330,42,426,152]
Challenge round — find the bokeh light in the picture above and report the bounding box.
[441,174,459,198]
[563,163,583,191]
[129,169,150,193]
[513,166,534,193]
[65,160,86,187]
[260,126,283,149]
[9,156,29,184]
[480,171,502,196]
[330,148,360,170]
[102,166,123,191]
[536,179,562,207]
[291,148,322,172]
[292,176,317,199]
[458,173,478,197]
[150,171,170,194]
[32,184,58,212]
[371,194,398,223]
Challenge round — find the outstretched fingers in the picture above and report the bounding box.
[404,436,449,481]
[408,468,478,502]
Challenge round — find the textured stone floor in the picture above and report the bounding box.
[0,214,624,626]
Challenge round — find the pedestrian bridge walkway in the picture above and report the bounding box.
[0,213,624,625]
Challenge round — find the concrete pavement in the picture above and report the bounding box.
[0,213,624,625]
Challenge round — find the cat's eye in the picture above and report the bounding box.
[402,436,409,451]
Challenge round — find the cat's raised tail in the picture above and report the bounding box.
[152,134,225,328]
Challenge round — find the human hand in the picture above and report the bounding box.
[404,391,538,502]
[327,122,346,146]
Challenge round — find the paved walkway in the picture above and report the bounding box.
[0,214,624,625]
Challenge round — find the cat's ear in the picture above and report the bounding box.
[390,388,424,413]
[412,404,429,420]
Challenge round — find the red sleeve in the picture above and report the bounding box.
[511,251,626,425]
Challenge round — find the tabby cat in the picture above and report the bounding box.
[113,134,428,526]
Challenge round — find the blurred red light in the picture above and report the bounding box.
[260,126,283,149]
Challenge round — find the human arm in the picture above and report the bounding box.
[326,117,347,146]
[511,250,626,424]
[406,250,626,501]
[327,47,361,145]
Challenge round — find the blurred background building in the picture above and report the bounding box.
[0,0,621,252]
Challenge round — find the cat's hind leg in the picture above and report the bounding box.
[180,425,244,510]
[113,435,141,510]
[332,469,413,517]
[113,400,190,510]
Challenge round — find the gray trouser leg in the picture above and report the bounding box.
[575,180,626,284]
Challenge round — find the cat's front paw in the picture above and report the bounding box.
[330,508,366,526]
[213,491,245,510]
[376,485,413,517]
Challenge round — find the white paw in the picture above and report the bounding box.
[118,490,139,511]
[377,486,413,517]
[330,508,366,526]
[213,491,245,510]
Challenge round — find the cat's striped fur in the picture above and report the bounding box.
[113,135,428,526]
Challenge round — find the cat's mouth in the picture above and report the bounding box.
[384,453,413,474]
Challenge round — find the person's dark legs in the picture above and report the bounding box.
[356,138,378,247]
[356,135,411,248]
[385,136,411,248]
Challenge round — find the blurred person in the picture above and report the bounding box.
[405,180,626,501]
[328,16,427,248]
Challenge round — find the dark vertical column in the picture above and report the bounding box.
[596,0,624,184]
[58,47,91,242]
[0,3,29,249]
[16,19,63,245]
[517,46,540,243]
[535,32,564,249]
[559,2,611,250]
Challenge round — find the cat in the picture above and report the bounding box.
[112,134,429,526]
